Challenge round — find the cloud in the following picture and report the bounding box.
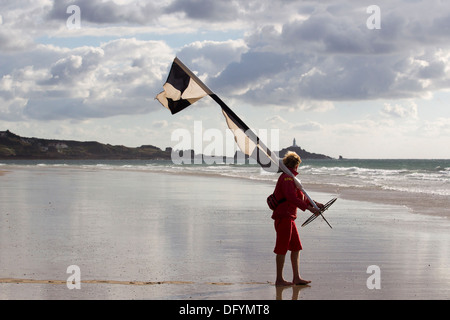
[266,115,287,125]
[381,102,418,119]
[419,117,450,137]
[200,1,450,107]
[152,120,168,128]
[0,38,174,121]
[177,39,248,78]
[292,121,323,132]
[165,0,240,22]
[210,51,289,96]
[2,0,450,122]
[47,0,160,25]
[0,27,34,52]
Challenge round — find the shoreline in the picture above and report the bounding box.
[1,162,448,219]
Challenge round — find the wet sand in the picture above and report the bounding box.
[0,166,449,300]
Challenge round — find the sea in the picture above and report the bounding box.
[1,158,449,198]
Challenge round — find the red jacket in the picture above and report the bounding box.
[271,168,311,221]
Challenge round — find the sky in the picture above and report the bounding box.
[0,0,449,159]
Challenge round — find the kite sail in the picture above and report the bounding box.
[155,60,208,115]
[156,57,279,172]
[156,57,332,228]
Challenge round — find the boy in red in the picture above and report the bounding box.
[272,151,323,286]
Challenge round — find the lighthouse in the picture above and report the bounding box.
[293,138,298,147]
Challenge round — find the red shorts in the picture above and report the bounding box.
[273,218,302,255]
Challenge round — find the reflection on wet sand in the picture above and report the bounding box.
[276,284,310,300]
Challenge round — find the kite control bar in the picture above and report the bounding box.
[301,198,337,228]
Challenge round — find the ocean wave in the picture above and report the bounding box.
[380,185,450,196]
[302,165,449,182]
[1,159,448,197]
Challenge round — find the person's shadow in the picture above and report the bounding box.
[276,284,310,300]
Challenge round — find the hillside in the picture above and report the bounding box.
[0,130,171,160]
[0,130,332,160]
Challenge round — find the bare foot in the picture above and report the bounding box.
[293,278,311,285]
[275,279,294,287]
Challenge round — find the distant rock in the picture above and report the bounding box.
[278,145,332,160]
[277,138,332,160]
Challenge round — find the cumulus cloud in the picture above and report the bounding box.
[1,0,450,122]
[202,0,450,108]
[0,38,174,121]
[47,0,160,25]
[165,0,241,22]
[177,39,248,78]
[0,27,34,52]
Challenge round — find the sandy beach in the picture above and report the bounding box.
[0,164,449,300]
